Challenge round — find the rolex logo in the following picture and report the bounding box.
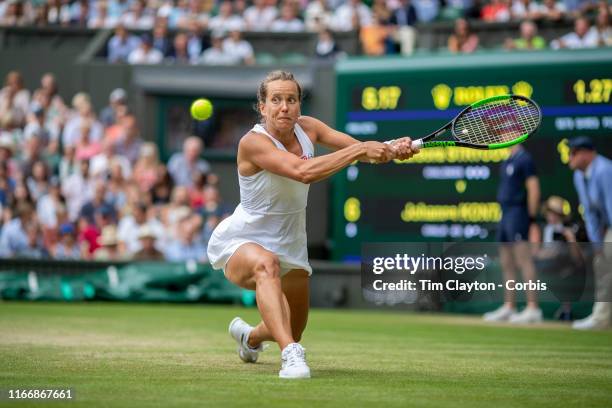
[512,81,533,98]
[432,83,453,110]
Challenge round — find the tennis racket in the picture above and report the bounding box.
[410,94,541,150]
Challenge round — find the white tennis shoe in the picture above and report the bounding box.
[483,305,516,322]
[509,307,543,324]
[279,343,311,379]
[229,317,263,363]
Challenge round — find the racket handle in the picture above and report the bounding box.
[412,138,423,150]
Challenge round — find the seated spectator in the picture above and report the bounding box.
[152,18,173,56]
[0,71,30,129]
[132,225,165,260]
[133,142,160,193]
[128,34,164,65]
[93,225,125,261]
[271,1,305,32]
[0,134,18,178]
[118,202,165,255]
[37,176,64,230]
[19,133,48,180]
[208,0,245,32]
[167,136,211,187]
[62,159,92,221]
[58,145,78,181]
[31,73,67,132]
[185,18,206,61]
[99,88,127,129]
[332,0,373,31]
[540,0,567,21]
[115,114,143,163]
[481,0,511,22]
[304,0,333,31]
[74,121,103,161]
[107,24,141,63]
[88,0,118,29]
[590,5,611,46]
[24,103,59,152]
[62,93,104,148]
[413,0,440,23]
[163,214,207,262]
[167,32,194,64]
[120,0,154,30]
[46,0,72,26]
[0,202,33,257]
[360,11,393,56]
[79,180,115,224]
[176,0,210,30]
[315,28,344,59]
[26,160,50,202]
[108,0,130,20]
[505,20,546,50]
[105,161,129,209]
[91,139,131,180]
[223,29,255,65]
[244,0,278,31]
[448,18,480,53]
[18,221,48,259]
[551,16,598,49]
[151,164,174,204]
[390,0,418,29]
[69,0,89,27]
[51,223,81,260]
[198,31,239,65]
[510,0,542,20]
[0,0,31,26]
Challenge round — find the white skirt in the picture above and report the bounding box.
[207,204,312,276]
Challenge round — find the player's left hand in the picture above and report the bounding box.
[390,137,419,160]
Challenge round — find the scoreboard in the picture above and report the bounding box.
[331,49,612,261]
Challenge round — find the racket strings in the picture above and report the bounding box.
[453,98,540,146]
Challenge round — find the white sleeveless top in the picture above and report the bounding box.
[207,123,314,275]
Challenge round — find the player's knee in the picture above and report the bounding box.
[253,256,281,282]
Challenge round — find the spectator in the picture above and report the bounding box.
[79,180,115,225]
[31,73,67,131]
[90,138,131,180]
[107,24,141,63]
[0,133,18,178]
[0,0,31,26]
[88,0,118,29]
[36,176,64,231]
[0,71,30,129]
[152,19,173,56]
[19,131,47,180]
[223,29,255,65]
[314,28,343,59]
[448,18,480,53]
[99,88,128,129]
[93,225,125,261]
[132,225,165,260]
[271,1,305,32]
[105,160,129,209]
[540,0,567,21]
[18,221,48,259]
[504,20,546,50]
[74,120,103,161]
[115,114,143,162]
[208,0,245,32]
[152,164,174,204]
[167,136,211,187]
[176,0,210,30]
[481,0,511,21]
[389,0,418,56]
[244,0,278,31]
[589,5,611,46]
[163,213,207,262]
[120,0,154,30]
[510,0,542,20]
[198,31,239,65]
[47,0,72,26]
[185,18,206,61]
[0,202,34,257]
[58,145,78,180]
[23,103,58,151]
[51,223,81,260]
[360,11,393,56]
[413,0,440,23]
[332,0,373,31]
[128,33,164,64]
[167,32,193,64]
[133,142,161,193]
[567,136,612,330]
[551,16,598,49]
[62,159,92,221]
[117,202,165,255]
[62,93,104,148]
[26,160,50,201]
[304,0,333,31]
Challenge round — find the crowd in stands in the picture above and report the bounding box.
[0,0,610,60]
[0,70,231,262]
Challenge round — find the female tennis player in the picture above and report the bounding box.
[207,71,418,379]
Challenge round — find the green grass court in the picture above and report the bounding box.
[1,302,611,407]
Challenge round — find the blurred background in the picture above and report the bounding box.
[0,0,611,316]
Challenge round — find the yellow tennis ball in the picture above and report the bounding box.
[190,98,213,121]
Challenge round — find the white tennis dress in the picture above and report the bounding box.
[207,123,314,276]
